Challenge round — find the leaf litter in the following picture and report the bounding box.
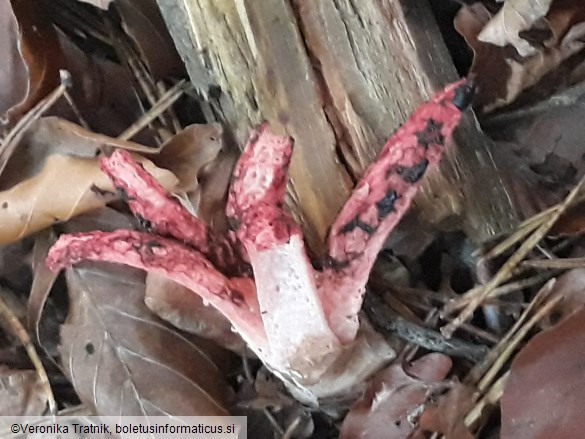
[1,0,585,437]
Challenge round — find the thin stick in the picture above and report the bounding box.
[466,279,555,386]
[441,175,585,338]
[484,217,543,259]
[464,371,508,429]
[522,257,585,269]
[0,80,69,177]
[282,416,301,439]
[0,288,57,415]
[118,80,189,141]
[443,271,556,314]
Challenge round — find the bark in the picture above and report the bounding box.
[156,0,518,254]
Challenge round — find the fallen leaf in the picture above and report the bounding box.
[500,308,585,439]
[339,353,452,439]
[152,123,225,193]
[145,273,246,352]
[0,116,162,190]
[456,2,585,112]
[0,0,62,123]
[0,366,48,418]
[115,0,185,80]
[60,263,232,415]
[419,382,476,439]
[0,153,177,245]
[478,0,554,57]
[149,123,237,231]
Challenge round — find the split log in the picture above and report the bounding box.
[156,0,518,255]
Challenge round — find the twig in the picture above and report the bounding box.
[443,270,557,314]
[522,257,585,269]
[465,279,556,387]
[441,174,585,338]
[0,76,70,177]
[0,288,57,415]
[464,371,508,429]
[364,294,488,363]
[282,416,301,439]
[118,80,190,141]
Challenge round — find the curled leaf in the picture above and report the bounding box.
[0,153,177,245]
[456,2,585,112]
[478,0,554,57]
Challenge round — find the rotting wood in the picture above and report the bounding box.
[156,0,518,254]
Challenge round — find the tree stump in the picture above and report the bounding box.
[157,0,518,255]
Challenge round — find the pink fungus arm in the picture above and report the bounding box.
[101,150,240,273]
[321,79,474,343]
[227,124,340,376]
[46,229,266,349]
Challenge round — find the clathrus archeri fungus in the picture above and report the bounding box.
[47,78,474,391]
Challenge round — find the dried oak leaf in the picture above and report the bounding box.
[456,2,585,112]
[0,366,48,418]
[0,153,176,245]
[60,263,232,415]
[478,0,554,57]
[0,0,62,123]
[500,308,585,439]
[339,353,452,439]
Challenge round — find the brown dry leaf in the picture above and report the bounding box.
[456,3,585,112]
[150,123,237,231]
[60,263,232,415]
[153,123,224,193]
[115,0,185,80]
[419,382,476,439]
[0,153,177,245]
[0,0,62,123]
[0,116,161,190]
[0,366,48,418]
[500,308,585,439]
[145,273,246,352]
[478,0,554,57]
[339,353,452,439]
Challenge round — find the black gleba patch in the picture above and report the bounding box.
[395,159,429,183]
[415,119,444,148]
